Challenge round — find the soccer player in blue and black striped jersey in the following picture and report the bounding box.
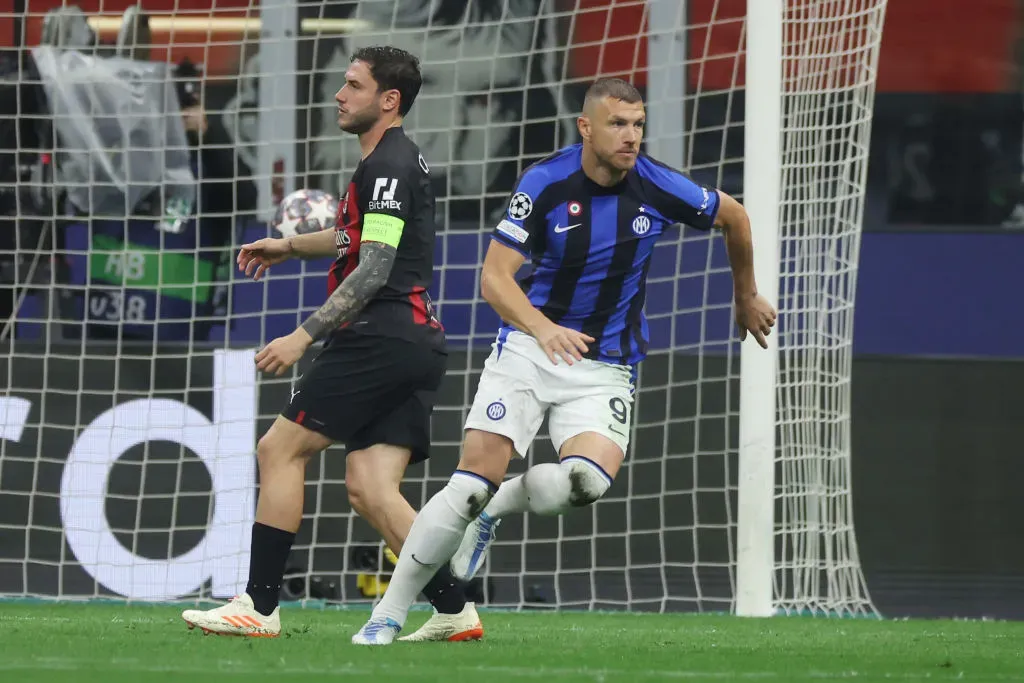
[353,77,776,644]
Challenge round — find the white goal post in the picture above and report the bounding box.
[737,0,784,618]
[0,0,885,617]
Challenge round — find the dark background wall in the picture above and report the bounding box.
[852,357,1024,619]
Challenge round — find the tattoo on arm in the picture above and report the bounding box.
[300,242,396,341]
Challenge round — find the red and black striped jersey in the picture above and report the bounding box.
[328,127,444,348]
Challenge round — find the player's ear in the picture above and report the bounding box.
[381,88,401,114]
[577,115,591,141]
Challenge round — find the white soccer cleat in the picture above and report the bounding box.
[351,616,403,646]
[181,593,280,638]
[450,512,500,581]
[398,602,484,642]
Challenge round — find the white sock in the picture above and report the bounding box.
[479,474,529,520]
[524,457,614,516]
[480,457,615,521]
[370,470,496,626]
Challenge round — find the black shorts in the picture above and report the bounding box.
[280,332,447,463]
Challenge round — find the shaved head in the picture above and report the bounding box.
[583,78,643,115]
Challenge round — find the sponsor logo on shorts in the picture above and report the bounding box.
[486,401,506,420]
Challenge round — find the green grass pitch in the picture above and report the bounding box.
[3,602,1022,682]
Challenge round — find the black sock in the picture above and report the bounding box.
[420,563,467,615]
[245,522,296,617]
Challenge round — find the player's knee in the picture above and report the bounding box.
[441,470,498,520]
[344,471,372,518]
[525,457,613,515]
[256,425,314,473]
[255,433,290,471]
[563,456,613,507]
[459,429,515,485]
[345,461,399,520]
[345,473,395,520]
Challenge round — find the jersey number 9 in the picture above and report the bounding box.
[609,397,629,425]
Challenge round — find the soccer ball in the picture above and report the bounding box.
[270,189,338,238]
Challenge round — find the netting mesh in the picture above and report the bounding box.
[773,0,883,615]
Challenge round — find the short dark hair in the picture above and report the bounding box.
[583,78,643,109]
[350,46,423,117]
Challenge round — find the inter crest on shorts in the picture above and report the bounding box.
[486,401,506,420]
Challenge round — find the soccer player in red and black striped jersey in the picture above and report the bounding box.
[181,46,482,642]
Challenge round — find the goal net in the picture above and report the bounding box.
[0,0,885,615]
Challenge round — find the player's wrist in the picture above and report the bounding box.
[522,313,553,338]
[293,325,315,346]
[733,286,758,302]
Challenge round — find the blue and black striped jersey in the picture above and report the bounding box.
[492,144,719,366]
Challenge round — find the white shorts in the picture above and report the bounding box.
[464,330,634,457]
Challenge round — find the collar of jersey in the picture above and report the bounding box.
[579,168,631,196]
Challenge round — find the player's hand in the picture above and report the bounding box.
[532,320,595,366]
[237,238,293,281]
[255,329,312,376]
[735,293,777,349]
